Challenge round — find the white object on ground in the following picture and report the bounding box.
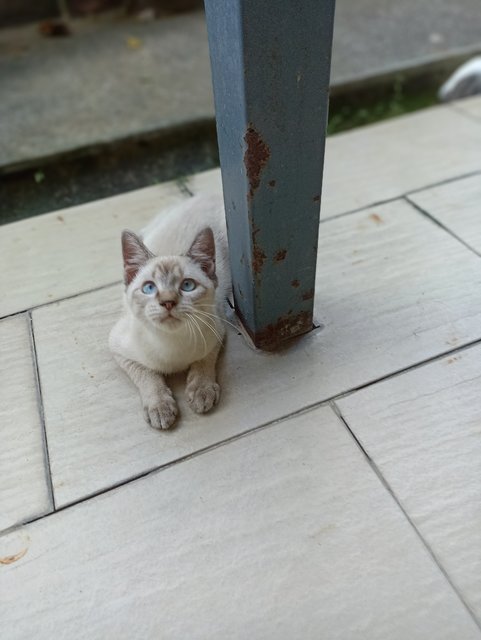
[439,56,481,102]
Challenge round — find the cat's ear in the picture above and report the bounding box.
[121,230,154,286]
[187,227,216,280]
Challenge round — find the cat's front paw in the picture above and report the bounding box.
[186,378,220,414]
[142,393,178,430]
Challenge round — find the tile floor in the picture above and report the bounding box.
[1,97,481,638]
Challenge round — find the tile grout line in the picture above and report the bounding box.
[405,196,481,258]
[27,311,56,513]
[1,168,481,323]
[330,400,481,632]
[3,168,481,534]
[404,168,481,197]
[318,196,401,226]
[0,406,317,538]
[324,334,481,403]
[177,179,194,197]
[317,168,481,227]
[3,332,481,540]
[0,182,192,322]
[448,102,481,127]
[0,281,122,322]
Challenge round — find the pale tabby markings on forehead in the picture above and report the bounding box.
[152,259,184,281]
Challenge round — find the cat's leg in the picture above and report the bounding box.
[186,342,221,414]
[114,355,178,430]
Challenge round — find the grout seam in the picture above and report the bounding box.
[330,335,481,403]
[1,169,481,324]
[331,400,481,631]
[0,281,121,322]
[448,102,481,127]
[2,166,481,533]
[176,178,194,197]
[403,168,481,196]
[0,406,318,537]
[3,332,481,539]
[405,196,481,258]
[27,311,56,513]
[318,168,481,227]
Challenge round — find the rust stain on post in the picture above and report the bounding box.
[252,245,267,274]
[291,279,300,288]
[302,288,315,301]
[244,125,270,199]
[274,249,287,262]
[251,310,313,351]
[251,221,266,275]
[234,299,313,351]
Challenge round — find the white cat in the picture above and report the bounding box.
[109,194,230,430]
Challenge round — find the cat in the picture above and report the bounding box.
[109,193,230,430]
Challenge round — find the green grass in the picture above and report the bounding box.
[1,77,442,224]
[327,77,439,135]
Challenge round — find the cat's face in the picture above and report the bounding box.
[121,228,217,333]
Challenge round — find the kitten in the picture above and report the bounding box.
[109,194,230,430]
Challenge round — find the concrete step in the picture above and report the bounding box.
[1,1,481,223]
[2,1,481,172]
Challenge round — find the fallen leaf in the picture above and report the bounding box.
[369,213,383,224]
[34,171,45,184]
[126,36,142,50]
[0,548,28,565]
[39,20,71,37]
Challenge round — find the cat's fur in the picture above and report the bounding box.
[109,194,230,430]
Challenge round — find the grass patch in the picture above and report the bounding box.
[327,75,439,135]
[1,75,442,223]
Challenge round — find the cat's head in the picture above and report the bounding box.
[121,227,217,332]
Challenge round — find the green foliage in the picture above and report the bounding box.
[327,76,438,135]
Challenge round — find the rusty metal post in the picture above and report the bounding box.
[204,0,336,350]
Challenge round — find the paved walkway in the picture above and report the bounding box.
[1,97,481,638]
[1,0,481,170]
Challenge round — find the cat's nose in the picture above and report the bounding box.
[160,300,177,311]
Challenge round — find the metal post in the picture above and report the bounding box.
[204,0,336,350]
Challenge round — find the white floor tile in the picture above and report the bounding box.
[0,315,51,531]
[187,105,481,220]
[338,343,481,623]
[323,104,481,216]
[409,174,481,254]
[1,407,478,640]
[32,199,481,506]
[0,182,185,318]
[453,95,481,121]
[3,103,480,321]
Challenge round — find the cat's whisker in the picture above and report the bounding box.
[185,313,198,351]
[195,308,240,333]
[185,314,195,349]
[185,314,194,347]
[191,312,224,346]
[186,312,208,357]
[197,317,224,345]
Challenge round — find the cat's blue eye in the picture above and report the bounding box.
[142,281,157,295]
[180,278,196,292]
